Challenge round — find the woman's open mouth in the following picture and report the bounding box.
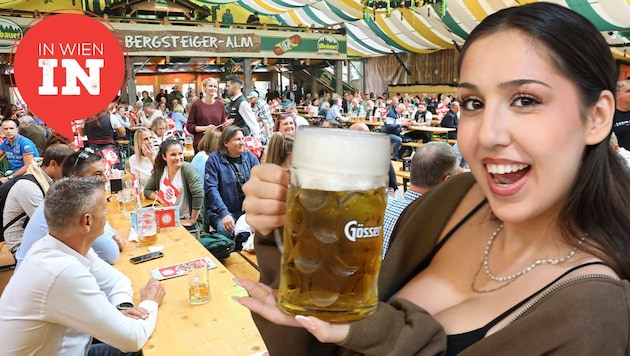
[486,163,530,186]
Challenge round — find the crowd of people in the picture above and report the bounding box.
[2,3,630,354]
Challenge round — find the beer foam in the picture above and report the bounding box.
[292,127,390,191]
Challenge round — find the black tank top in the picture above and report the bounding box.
[415,200,608,355]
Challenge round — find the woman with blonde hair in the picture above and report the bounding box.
[186,77,231,150]
[190,128,222,180]
[127,127,154,186]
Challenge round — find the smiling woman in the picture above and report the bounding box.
[235,2,630,355]
[143,139,204,231]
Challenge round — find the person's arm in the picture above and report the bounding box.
[115,125,127,137]
[239,101,261,136]
[235,279,446,355]
[91,222,121,264]
[185,102,201,133]
[183,163,203,226]
[47,260,162,352]
[143,169,165,205]
[339,298,446,354]
[0,153,34,184]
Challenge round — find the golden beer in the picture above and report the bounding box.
[184,143,195,160]
[189,282,210,304]
[188,262,210,304]
[278,186,387,322]
[139,233,158,245]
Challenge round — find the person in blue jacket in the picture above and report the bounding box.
[204,125,259,237]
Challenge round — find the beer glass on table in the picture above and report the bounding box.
[187,260,210,305]
[278,126,390,323]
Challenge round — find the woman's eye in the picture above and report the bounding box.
[512,94,541,107]
[460,98,483,111]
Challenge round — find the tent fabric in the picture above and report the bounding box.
[192,0,630,58]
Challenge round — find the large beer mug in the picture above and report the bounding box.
[278,126,390,322]
[115,188,137,219]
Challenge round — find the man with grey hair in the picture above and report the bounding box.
[0,176,166,355]
[225,75,261,137]
[382,142,459,257]
[326,97,345,122]
[382,103,411,160]
[614,79,630,150]
[16,149,124,268]
[142,101,163,128]
[18,115,46,155]
[286,104,309,126]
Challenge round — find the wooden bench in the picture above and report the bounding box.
[401,141,423,148]
[432,138,458,145]
[223,251,259,281]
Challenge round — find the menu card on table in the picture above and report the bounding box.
[150,257,218,281]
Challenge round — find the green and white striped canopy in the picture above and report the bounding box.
[193,0,630,58]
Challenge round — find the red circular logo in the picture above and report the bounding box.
[13,13,125,139]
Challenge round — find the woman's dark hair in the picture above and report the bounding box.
[154,138,182,175]
[458,2,630,278]
[217,125,244,157]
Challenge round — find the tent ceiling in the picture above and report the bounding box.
[192,0,630,58]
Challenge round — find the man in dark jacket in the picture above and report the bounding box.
[381,104,410,160]
[440,101,459,139]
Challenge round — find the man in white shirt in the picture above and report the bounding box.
[0,176,165,355]
[142,101,164,128]
[225,75,261,137]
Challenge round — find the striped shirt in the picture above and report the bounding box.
[382,189,422,259]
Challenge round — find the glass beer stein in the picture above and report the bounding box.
[278,126,390,323]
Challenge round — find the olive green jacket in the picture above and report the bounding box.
[254,173,630,355]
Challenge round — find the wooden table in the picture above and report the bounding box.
[391,160,410,191]
[405,125,455,141]
[108,203,266,355]
[346,119,384,131]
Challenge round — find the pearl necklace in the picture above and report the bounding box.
[483,224,586,282]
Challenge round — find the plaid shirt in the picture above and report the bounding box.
[382,189,422,259]
[253,99,274,135]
